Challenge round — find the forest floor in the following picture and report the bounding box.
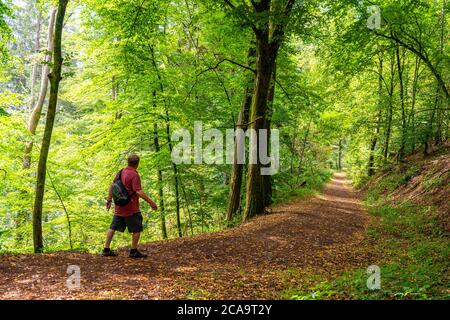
[0,173,372,300]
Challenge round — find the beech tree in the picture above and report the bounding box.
[23,8,57,169]
[0,0,447,255]
[223,0,296,219]
[32,0,69,253]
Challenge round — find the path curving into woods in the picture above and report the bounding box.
[0,173,371,299]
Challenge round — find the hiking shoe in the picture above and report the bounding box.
[102,248,118,257]
[129,249,147,259]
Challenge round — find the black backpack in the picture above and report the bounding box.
[111,170,135,207]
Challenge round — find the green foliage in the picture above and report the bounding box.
[0,0,12,60]
[0,0,336,253]
[364,165,421,204]
[0,0,447,264]
[273,167,332,204]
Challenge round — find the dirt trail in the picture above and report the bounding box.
[0,173,370,299]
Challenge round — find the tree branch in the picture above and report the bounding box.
[373,30,449,100]
[47,169,73,250]
[197,58,256,77]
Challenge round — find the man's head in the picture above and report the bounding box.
[127,154,140,168]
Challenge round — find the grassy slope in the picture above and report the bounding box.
[283,148,449,300]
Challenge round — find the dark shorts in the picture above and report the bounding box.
[110,212,143,233]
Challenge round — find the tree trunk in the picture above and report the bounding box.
[383,54,395,163]
[149,45,182,238]
[435,1,447,145]
[262,64,276,207]
[368,54,383,176]
[424,87,440,156]
[297,116,312,178]
[166,115,182,237]
[338,139,343,170]
[396,45,407,162]
[23,8,57,169]
[244,37,278,220]
[408,57,420,153]
[368,134,377,176]
[15,10,43,241]
[29,11,42,110]
[368,110,382,175]
[227,45,256,222]
[383,101,393,162]
[32,0,68,253]
[153,120,167,239]
[198,178,205,232]
[180,181,194,236]
[221,0,296,219]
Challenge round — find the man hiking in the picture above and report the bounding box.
[103,154,158,258]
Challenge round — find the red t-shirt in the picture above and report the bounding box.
[114,166,142,217]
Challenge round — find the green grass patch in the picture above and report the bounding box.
[365,166,421,205]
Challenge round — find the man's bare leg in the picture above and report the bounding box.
[131,232,140,250]
[105,229,115,249]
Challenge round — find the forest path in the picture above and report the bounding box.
[0,173,370,299]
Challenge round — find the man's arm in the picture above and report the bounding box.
[136,190,158,210]
[107,171,121,211]
[106,184,113,210]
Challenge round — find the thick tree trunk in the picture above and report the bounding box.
[244,37,277,220]
[32,0,68,253]
[227,45,256,222]
[223,0,296,219]
[23,8,57,169]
